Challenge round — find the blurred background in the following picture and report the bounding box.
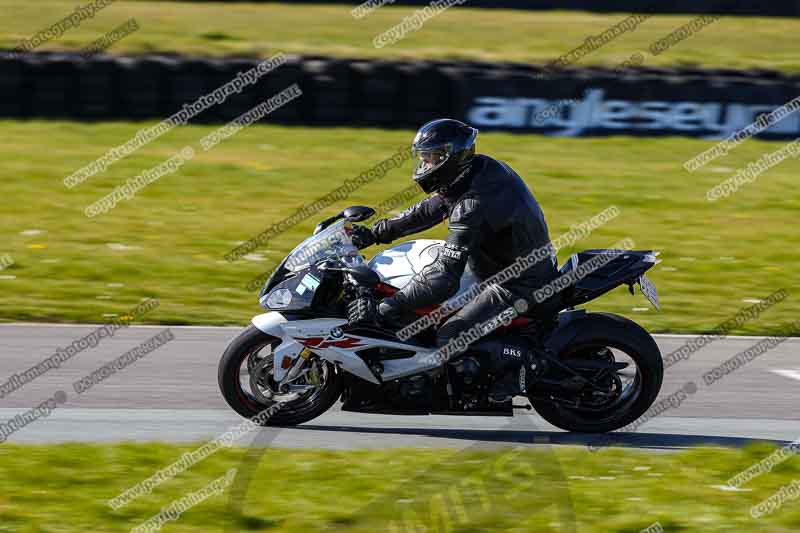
[0,0,798,333]
[1,2,799,532]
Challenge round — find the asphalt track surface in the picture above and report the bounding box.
[0,324,797,450]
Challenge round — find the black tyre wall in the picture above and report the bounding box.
[2,52,800,141]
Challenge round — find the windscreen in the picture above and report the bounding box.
[284,220,359,271]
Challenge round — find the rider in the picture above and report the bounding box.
[348,118,559,355]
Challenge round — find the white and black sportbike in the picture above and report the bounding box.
[219,206,663,433]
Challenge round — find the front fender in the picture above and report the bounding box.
[251,312,288,338]
[251,312,294,382]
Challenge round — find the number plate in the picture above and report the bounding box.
[638,274,659,311]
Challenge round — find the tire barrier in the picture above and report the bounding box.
[302,58,353,125]
[76,57,117,119]
[2,50,800,141]
[168,0,800,17]
[29,55,79,118]
[0,55,26,117]
[117,56,168,118]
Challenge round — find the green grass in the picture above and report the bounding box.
[0,442,798,531]
[0,120,798,333]
[2,1,800,71]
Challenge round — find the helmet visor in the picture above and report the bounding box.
[412,148,449,179]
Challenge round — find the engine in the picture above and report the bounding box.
[341,335,543,415]
[448,336,539,410]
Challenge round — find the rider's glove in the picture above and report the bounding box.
[350,224,377,250]
[347,296,380,326]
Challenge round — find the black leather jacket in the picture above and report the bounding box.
[372,155,557,312]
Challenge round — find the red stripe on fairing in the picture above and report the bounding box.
[297,337,326,348]
[326,337,364,349]
[297,336,365,349]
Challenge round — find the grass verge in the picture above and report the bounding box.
[0,442,798,531]
[0,1,799,72]
[1,121,798,332]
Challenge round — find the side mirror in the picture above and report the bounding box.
[313,206,376,235]
[343,205,376,222]
[313,214,343,235]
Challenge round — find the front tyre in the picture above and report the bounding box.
[531,313,663,433]
[218,325,342,426]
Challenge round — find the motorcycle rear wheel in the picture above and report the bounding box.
[530,313,663,433]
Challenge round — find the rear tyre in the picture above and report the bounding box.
[218,325,342,426]
[531,313,663,433]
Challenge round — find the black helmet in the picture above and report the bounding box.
[411,119,479,194]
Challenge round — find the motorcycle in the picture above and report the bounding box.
[218,205,663,433]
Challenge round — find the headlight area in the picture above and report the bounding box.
[261,288,292,309]
[258,268,322,311]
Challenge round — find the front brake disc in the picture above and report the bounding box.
[248,353,275,403]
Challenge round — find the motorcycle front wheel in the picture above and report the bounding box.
[218,325,342,426]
